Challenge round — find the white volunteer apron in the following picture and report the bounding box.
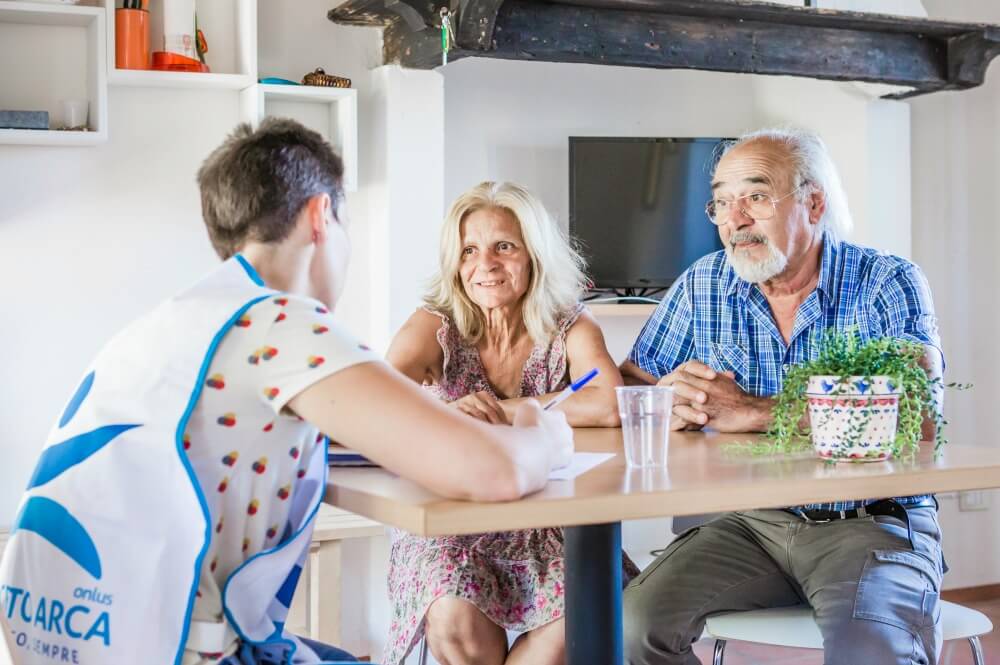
[0,257,328,665]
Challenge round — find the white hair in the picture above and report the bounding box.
[725,230,788,283]
[721,127,853,245]
[425,181,587,346]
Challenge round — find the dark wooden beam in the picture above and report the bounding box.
[456,0,507,50]
[328,0,1000,99]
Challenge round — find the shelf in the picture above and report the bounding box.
[108,69,254,89]
[240,84,359,192]
[0,1,101,26]
[0,128,106,145]
[256,84,356,103]
[102,0,256,90]
[586,304,657,317]
[0,1,107,145]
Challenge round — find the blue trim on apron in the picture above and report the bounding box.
[219,416,331,659]
[172,293,272,665]
[235,254,266,286]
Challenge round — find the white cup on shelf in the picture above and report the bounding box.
[62,100,89,130]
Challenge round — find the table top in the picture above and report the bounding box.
[325,429,1000,536]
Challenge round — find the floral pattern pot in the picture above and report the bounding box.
[806,375,900,462]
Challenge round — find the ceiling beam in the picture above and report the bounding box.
[328,0,1000,98]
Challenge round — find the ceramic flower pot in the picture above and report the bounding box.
[806,375,900,462]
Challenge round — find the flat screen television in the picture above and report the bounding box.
[569,137,729,290]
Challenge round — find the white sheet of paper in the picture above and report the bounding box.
[548,452,616,480]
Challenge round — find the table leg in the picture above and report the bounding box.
[564,522,622,665]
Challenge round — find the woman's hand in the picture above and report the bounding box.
[450,391,509,425]
[513,399,574,470]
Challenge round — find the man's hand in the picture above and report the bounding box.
[660,360,771,432]
[656,360,716,431]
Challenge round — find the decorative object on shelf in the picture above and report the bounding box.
[729,328,969,463]
[151,50,209,72]
[150,0,209,72]
[259,77,299,85]
[0,110,48,130]
[195,15,207,65]
[161,0,196,60]
[301,68,350,88]
[61,99,89,130]
[115,0,149,70]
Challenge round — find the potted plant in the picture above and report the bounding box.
[759,329,965,462]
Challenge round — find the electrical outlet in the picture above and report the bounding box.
[958,491,990,512]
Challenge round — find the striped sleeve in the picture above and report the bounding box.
[869,262,943,359]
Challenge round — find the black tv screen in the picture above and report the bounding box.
[569,137,728,290]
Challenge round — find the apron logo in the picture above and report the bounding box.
[2,585,111,648]
[16,372,140,579]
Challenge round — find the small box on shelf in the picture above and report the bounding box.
[0,110,48,130]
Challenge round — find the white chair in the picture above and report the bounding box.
[705,601,993,665]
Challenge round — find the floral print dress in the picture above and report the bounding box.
[382,304,637,664]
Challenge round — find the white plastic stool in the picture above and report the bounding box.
[705,600,993,665]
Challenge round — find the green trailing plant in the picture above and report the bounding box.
[728,328,968,460]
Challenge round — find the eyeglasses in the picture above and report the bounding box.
[705,184,804,226]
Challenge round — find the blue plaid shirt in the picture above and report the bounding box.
[629,235,942,511]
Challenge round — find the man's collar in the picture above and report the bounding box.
[723,232,838,298]
[815,234,838,299]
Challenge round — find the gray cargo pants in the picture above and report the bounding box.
[623,507,943,665]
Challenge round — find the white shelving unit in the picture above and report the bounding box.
[102,0,255,90]
[240,83,359,192]
[2,0,360,171]
[0,0,107,145]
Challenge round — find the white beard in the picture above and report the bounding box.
[725,235,788,283]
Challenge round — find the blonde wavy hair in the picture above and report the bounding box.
[424,181,588,346]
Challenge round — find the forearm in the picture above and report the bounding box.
[500,386,620,427]
[749,395,775,432]
[620,359,657,386]
[716,394,776,433]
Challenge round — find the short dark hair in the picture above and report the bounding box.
[197,117,345,259]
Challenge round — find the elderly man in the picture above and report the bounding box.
[620,128,945,665]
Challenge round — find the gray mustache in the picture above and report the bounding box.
[729,231,768,247]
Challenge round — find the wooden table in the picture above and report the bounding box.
[325,429,1000,665]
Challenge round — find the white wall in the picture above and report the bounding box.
[0,86,228,524]
[909,0,1000,589]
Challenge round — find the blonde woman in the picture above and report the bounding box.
[384,182,634,665]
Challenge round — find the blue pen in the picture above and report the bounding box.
[544,368,600,411]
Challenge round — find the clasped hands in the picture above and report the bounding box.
[658,360,771,432]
